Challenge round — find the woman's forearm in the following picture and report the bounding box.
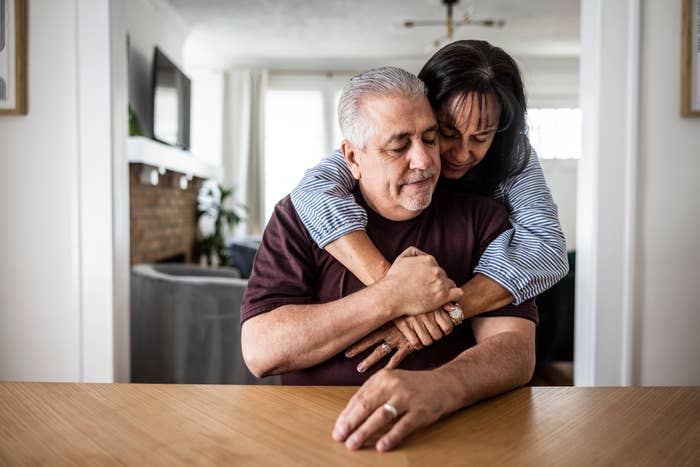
[458,274,514,318]
[325,231,391,285]
[325,234,514,318]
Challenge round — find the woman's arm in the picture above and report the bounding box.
[290,150,367,249]
[291,152,453,349]
[475,145,570,305]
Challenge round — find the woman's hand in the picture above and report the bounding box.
[345,322,414,373]
[346,305,457,373]
[393,307,454,350]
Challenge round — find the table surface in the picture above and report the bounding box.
[1,383,699,466]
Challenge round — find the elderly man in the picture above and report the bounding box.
[240,67,536,452]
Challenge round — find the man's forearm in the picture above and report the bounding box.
[241,281,398,378]
[431,329,535,414]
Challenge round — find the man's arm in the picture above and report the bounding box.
[332,316,535,451]
[241,247,463,378]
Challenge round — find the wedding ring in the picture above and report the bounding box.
[380,342,392,354]
[382,402,398,419]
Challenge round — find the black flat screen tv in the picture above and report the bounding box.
[152,47,191,149]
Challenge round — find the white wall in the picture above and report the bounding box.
[577,0,700,386]
[0,0,121,382]
[540,159,577,251]
[190,69,225,167]
[0,0,81,381]
[636,0,700,385]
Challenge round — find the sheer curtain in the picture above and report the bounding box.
[222,69,268,236]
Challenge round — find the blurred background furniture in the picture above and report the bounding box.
[226,235,261,278]
[532,251,575,385]
[130,263,279,385]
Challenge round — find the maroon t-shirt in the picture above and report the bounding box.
[241,188,538,385]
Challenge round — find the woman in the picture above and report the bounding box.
[290,40,568,370]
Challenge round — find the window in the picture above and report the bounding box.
[527,108,581,159]
[263,74,347,222]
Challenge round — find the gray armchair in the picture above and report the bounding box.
[131,263,279,385]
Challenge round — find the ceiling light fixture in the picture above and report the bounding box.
[404,0,505,48]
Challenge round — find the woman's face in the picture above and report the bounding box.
[437,92,500,180]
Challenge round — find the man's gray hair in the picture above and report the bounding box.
[338,67,428,148]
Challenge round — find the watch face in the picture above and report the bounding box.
[449,304,463,320]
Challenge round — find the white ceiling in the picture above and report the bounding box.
[162,0,580,69]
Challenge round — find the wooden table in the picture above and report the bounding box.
[1,383,699,466]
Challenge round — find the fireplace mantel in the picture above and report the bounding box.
[127,136,223,181]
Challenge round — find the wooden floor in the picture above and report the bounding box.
[530,361,574,386]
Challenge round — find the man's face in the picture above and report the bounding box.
[343,95,440,221]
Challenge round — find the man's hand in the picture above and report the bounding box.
[332,368,451,451]
[346,306,455,373]
[380,247,463,316]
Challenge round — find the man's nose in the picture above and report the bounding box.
[408,143,432,170]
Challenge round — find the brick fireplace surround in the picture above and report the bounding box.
[129,164,204,265]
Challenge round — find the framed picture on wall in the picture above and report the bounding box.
[0,0,27,115]
[682,0,700,116]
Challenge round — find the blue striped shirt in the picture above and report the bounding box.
[290,145,569,304]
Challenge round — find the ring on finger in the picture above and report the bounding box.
[382,402,398,419]
[380,342,392,354]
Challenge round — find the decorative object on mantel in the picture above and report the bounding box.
[196,180,247,267]
[129,105,144,136]
[681,0,700,116]
[0,0,27,115]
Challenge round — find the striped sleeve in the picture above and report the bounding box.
[290,150,368,248]
[473,145,570,304]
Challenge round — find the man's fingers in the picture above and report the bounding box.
[385,345,412,370]
[398,246,427,258]
[343,401,399,450]
[376,413,423,452]
[446,286,464,303]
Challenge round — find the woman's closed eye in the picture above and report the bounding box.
[439,128,460,139]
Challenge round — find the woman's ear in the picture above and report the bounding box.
[340,139,362,180]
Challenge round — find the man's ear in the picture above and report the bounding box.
[340,139,361,180]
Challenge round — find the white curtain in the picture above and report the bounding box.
[222,69,268,236]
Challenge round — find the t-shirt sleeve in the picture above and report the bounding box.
[240,196,318,324]
[471,197,540,325]
[290,150,368,248]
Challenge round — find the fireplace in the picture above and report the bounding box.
[129,163,204,265]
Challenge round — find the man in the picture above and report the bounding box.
[241,67,536,451]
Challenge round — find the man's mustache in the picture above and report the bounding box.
[401,168,438,185]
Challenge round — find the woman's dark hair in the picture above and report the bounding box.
[418,40,529,194]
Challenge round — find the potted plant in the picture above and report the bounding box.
[195,181,246,267]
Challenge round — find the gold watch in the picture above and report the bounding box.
[448,302,464,325]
